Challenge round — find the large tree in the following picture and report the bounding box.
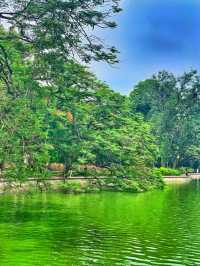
[0,0,121,89]
[130,70,200,169]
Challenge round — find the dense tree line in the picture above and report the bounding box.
[0,26,158,181]
[0,28,199,181]
[0,0,198,186]
[130,70,200,170]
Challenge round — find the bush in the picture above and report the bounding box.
[115,179,142,192]
[73,165,110,177]
[58,180,101,194]
[153,167,183,176]
[59,181,83,194]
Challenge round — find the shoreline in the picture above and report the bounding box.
[0,176,163,194]
[0,174,199,194]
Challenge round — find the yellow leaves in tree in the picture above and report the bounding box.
[52,110,73,123]
[66,111,74,123]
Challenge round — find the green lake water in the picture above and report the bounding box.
[0,180,200,265]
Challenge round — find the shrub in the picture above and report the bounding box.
[73,165,110,177]
[153,167,183,176]
[59,181,83,194]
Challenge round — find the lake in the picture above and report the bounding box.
[0,180,200,265]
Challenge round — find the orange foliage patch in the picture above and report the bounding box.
[66,111,74,123]
[48,163,65,172]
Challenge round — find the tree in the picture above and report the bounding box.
[89,115,158,178]
[0,0,122,88]
[0,95,49,179]
[130,70,200,169]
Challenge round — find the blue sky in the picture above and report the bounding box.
[90,0,200,94]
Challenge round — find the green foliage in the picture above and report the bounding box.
[130,70,200,170]
[58,176,164,194]
[0,24,165,192]
[90,115,158,178]
[0,1,198,194]
[59,181,84,194]
[0,0,121,89]
[74,166,110,177]
[153,167,183,177]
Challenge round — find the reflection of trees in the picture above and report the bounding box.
[0,187,199,265]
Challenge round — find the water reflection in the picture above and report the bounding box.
[0,181,199,265]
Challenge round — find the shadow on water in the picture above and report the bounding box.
[0,181,199,265]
